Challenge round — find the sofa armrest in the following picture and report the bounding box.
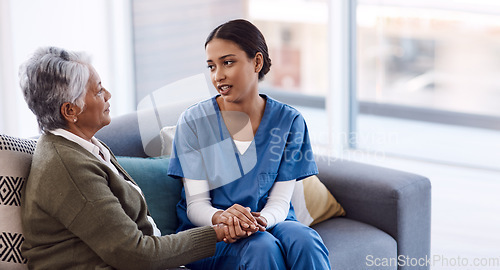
[316,156,431,269]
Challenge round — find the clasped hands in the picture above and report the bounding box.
[212,204,267,243]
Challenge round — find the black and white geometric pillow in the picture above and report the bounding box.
[0,134,36,269]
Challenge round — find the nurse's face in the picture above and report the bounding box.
[206,38,260,104]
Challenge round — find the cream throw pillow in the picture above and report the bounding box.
[160,126,177,156]
[292,175,346,226]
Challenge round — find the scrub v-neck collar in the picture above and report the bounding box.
[211,94,269,145]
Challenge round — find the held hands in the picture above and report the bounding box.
[212,204,267,243]
[252,211,268,231]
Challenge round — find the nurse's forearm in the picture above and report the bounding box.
[260,179,296,228]
[184,179,221,226]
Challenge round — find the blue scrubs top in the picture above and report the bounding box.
[168,94,318,231]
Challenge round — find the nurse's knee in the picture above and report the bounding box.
[237,232,287,269]
[239,231,283,256]
[274,221,326,248]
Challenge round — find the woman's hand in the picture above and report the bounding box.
[251,212,267,231]
[224,212,267,243]
[212,204,262,242]
[212,224,227,242]
[225,216,252,243]
[211,222,244,243]
[212,204,258,231]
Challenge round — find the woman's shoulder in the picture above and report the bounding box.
[35,133,74,158]
[179,96,217,121]
[264,94,303,120]
[30,134,100,196]
[34,133,98,168]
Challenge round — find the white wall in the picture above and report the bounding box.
[0,0,135,137]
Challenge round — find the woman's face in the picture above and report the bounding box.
[75,66,112,135]
[206,38,260,104]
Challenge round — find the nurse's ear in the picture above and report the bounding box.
[254,52,263,74]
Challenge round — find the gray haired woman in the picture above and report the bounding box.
[20,47,226,270]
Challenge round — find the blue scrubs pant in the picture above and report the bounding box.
[186,221,331,270]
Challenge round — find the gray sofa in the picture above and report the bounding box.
[96,106,431,270]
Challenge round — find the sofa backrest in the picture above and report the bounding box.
[96,97,208,158]
[95,111,149,157]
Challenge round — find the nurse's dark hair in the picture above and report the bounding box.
[205,19,271,81]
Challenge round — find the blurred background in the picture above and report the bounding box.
[1,0,499,268]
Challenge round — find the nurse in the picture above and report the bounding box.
[168,19,331,270]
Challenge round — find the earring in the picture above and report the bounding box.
[73,118,77,122]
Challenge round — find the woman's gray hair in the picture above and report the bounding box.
[19,46,91,132]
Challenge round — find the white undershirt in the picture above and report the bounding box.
[50,129,161,236]
[233,139,252,155]
[185,177,296,228]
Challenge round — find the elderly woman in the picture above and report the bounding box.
[19,46,226,270]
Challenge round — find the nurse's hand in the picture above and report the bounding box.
[225,213,266,242]
[251,212,267,231]
[224,216,252,243]
[213,204,259,232]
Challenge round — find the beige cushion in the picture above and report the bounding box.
[0,135,36,269]
[160,126,177,156]
[292,175,346,226]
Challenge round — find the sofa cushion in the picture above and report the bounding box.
[0,134,36,269]
[292,175,345,226]
[116,156,182,235]
[312,217,397,270]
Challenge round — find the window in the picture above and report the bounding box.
[0,0,134,137]
[247,0,331,154]
[131,0,246,102]
[354,0,500,170]
[248,0,329,98]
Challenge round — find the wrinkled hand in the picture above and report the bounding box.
[224,212,267,243]
[213,204,263,243]
[224,216,253,243]
[212,224,226,242]
[214,204,257,230]
[251,212,267,231]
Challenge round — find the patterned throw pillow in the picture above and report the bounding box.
[0,134,36,269]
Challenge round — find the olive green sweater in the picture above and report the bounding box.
[21,133,216,269]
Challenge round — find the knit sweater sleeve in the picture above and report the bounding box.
[65,174,216,269]
[27,135,216,269]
